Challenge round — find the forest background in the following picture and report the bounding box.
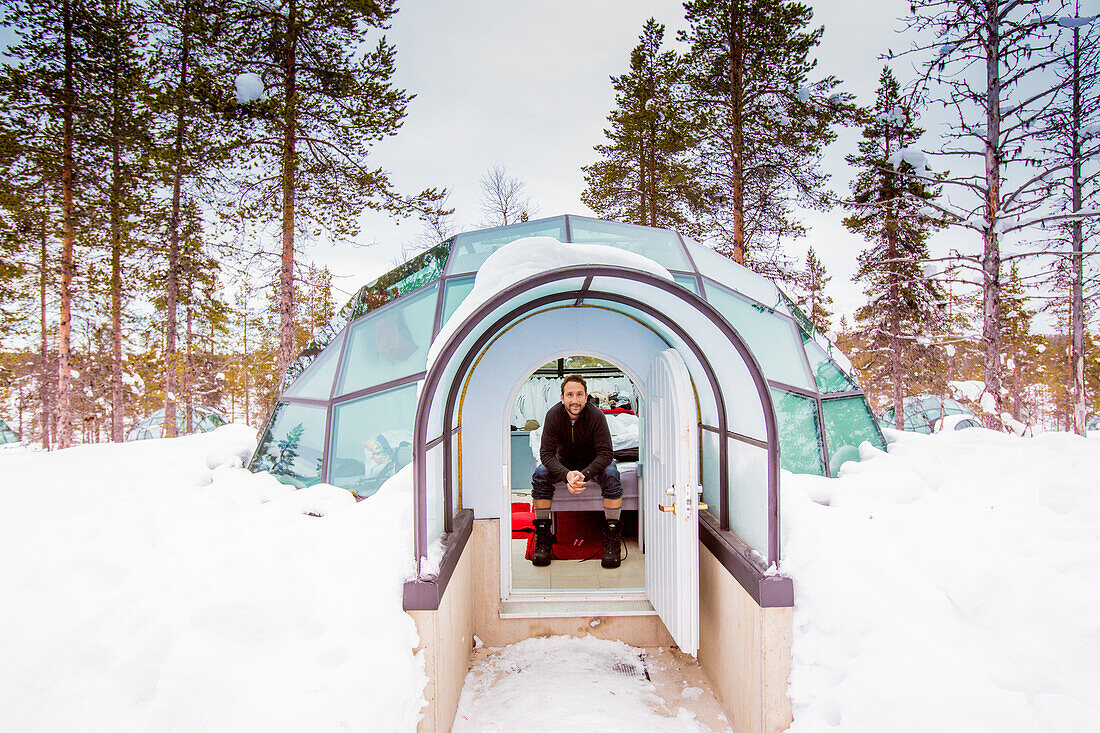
[0,0,1096,448]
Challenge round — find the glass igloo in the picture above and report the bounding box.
[125,405,230,441]
[878,395,974,434]
[249,216,885,575]
[0,418,19,444]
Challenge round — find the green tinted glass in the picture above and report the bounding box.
[249,402,327,488]
[337,284,439,396]
[770,388,826,475]
[441,275,476,328]
[329,384,418,498]
[704,280,813,390]
[568,217,691,271]
[804,340,858,393]
[821,396,887,474]
[446,218,567,274]
[352,240,451,320]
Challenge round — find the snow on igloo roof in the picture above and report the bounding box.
[251,215,884,493]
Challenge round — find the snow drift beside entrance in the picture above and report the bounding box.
[782,428,1100,732]
[0,426,426,732]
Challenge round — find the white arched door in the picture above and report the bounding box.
[644,348,701,655]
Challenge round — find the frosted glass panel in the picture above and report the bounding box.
[704,280,814,391]
[770,388,826,475]
[337,284,438,396]
[568,217,691,271]
[446,218,567,275]
[329,384,418,498]
[683,239,781,307]
[440,275,476,329]
[700,427,720,516]
[283,328,346,400]
[249,403,327,488]
[727,437,770,562]
[821,396,887,475]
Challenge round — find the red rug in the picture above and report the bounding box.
[524,511,606,561]
[511,502,534,539]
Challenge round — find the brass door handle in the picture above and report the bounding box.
[658,504,676,514]
[698,502,709,511]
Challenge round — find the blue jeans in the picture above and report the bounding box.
[531,462,622,501]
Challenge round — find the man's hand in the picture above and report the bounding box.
[566,470,586,494]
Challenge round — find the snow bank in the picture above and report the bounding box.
[0,426,426,732]
[782,428,1100,732]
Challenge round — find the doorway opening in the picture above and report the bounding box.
[506,355,646,596]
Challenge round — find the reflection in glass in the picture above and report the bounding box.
[283,328,346,400]
[821,396,887,475]
[337,284,438,396]
[329,384,418,498]
[351,240,452,320]
[250,402,327,487]
[568,216,691,271]
[770,388,826,475]
[804,340,859,393]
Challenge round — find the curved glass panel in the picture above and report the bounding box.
[804,340,859,393]
[568,217,691,271]
[283,328,347,400]
[770,388,826,475]
[446,217,567,275]
[683,239,782,308]
[337,284,439,396]
[821,396,887,474]
[700,427,720,515]
[329,384,418,498]
[727,436,769,562]
[672,272,700,295]
[440,275,476,329]
[249,402,327,488]
[352,240,451,319]
[703,280,814,391]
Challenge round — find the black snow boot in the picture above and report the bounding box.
[531,518,553,566]
[602,519,623,569]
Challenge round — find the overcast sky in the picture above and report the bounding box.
[310,0,914,323]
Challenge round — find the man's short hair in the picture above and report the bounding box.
[561,374,587,394]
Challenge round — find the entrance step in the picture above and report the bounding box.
[499,597,655,618]
[453,636,732,731]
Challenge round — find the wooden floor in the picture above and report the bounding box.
[510,537,645,591]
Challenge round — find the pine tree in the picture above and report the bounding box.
[230,0,447,384]
[581,18,706,234]
[679,0,853,275]
[843,67,944,429]
[1000,263,1039,426]
[797,246,833,332]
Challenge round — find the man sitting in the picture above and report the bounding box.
[530,374,623,568]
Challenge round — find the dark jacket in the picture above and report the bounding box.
[539,401,614,483]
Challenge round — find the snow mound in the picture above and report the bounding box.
[0,425,426,732]
[782,428,1100,732]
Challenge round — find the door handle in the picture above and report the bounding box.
[658,503,676,514]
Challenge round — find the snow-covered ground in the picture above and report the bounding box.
[1,424,1097,731]
[782,428,1100,732]
[0,426,426,731]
